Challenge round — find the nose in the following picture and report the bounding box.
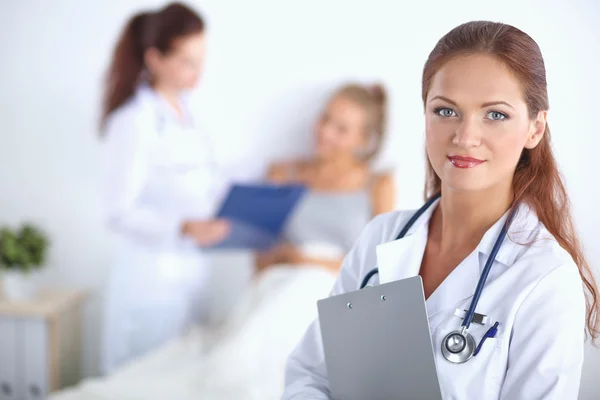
[453,117,482,148]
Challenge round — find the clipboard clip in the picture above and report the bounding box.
[454,308,490,325]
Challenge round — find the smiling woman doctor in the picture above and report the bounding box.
[283,21,600,399]
[99,3,233,374]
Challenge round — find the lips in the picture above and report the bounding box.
[448,155,485,169]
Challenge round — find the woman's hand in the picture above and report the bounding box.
[255,242,303,274]
[272,242,303,264]
[181,219,231,246]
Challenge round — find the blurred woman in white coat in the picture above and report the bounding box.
[283,21,600,399]
[99,2,231,374]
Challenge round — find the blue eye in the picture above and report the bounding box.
[487,111,507,121]
[435,107,457,117]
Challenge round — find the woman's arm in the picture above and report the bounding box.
[255,241,343,274]
[296,256,343,273]
[276,243,343,273]
[265,161,296,183]
[104,112,229,248]
[371,172,396,216]
[103,112,186,247]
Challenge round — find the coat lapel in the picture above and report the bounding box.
[375,229,427,284]
[375,199,438,285]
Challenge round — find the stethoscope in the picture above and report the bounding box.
[359,193,515,364]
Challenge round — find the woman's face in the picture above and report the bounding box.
[315,96,368,160]
[146,32,206,91]
[425,53,546,194]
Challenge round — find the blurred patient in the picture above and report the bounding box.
[185,83,397,397]
[257,83,396,273]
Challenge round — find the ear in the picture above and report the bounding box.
[143,47,162,75]
[524,110,547,149]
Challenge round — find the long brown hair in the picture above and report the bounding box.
[100,2,205,130]
[421,21,599,344]
[333,83,388,160]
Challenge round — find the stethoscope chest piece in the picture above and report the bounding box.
[441,328,476,364]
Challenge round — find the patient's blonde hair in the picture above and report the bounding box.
[332,83,388,160]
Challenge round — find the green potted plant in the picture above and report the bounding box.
[0,223,50,301]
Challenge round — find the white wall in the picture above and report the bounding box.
[1,0,599,398]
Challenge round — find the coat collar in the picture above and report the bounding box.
[374,200,540,318]
[136,83,196,128]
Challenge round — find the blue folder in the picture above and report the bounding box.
[207,183,307,250]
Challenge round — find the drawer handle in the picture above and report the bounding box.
[1,382,12,396]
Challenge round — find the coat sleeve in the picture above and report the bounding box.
[499,263,587,399]
[102,110,187,247]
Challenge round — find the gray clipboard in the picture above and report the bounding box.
[317,275,443,400]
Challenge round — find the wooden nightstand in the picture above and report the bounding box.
[0,288,87,400]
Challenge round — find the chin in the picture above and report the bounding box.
[444,183,487,193]
[440,173,490,194]
[444,176,502,194]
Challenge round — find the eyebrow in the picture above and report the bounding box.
[429,95,515,110]
[481,101,515,110]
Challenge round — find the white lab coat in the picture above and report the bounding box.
[283,198,587,399]
[100,84,229,374]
